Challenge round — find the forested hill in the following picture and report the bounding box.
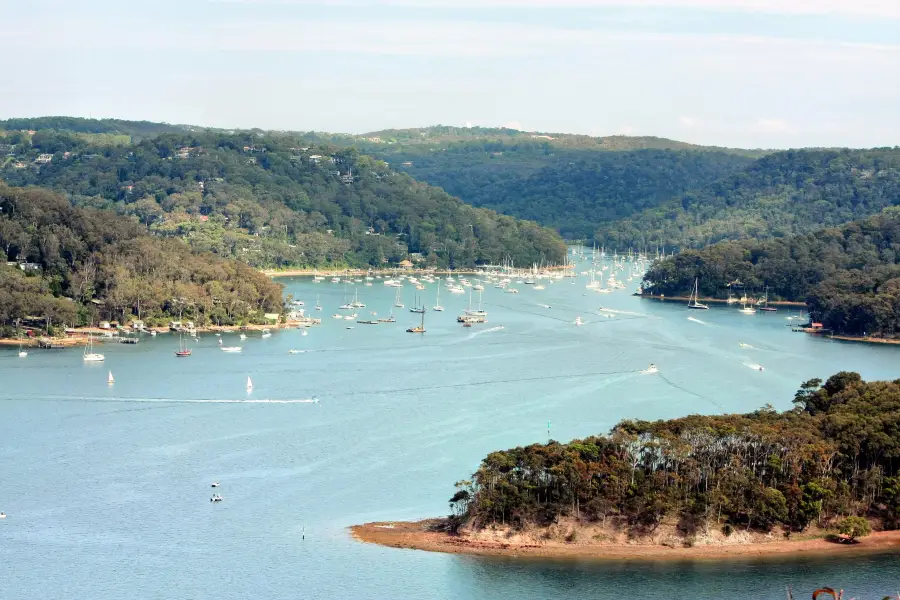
[0,183,284,334]
[642,208,900,337]
[356,139,756,240]
[450,373,900,537]
[0,117,190,140]
[0,126,565,268]
[356,125,766,155]
[597,148,900,250]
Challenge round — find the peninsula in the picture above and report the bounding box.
[353,373,900,561]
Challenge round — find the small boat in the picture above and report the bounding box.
[150,331,157,336]
[176,334,192,357]
[315,296,322,311]
[210,494,223,502]
[18,350,27,358]
[107,371,115,385]
[289,349,305,354]
[687,278,709,310]
[220,346,242,353]
[574,317,584,326]
[377,316,396,323]
[332,314,342,319]
[0,512,5,519]
[406,310,426,333]
[533,284,546,290]
[641,364,659,374]
[262,332,272,339]
[211,482,220,488]
[246,376,253,392]
[83,335,105,362]
[239,333,247,340]
[505,288,519,294]
[301,330,308,337]
[433,285,444,312]
[394,288,404,308]
[759,287,778,312]
[346,326,355,330]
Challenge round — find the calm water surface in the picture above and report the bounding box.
[2,256,900,599]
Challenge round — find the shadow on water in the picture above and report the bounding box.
[451,553,900,600]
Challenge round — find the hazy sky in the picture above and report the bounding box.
[2,0,898,147]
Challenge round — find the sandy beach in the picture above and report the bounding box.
[350,520,900,561]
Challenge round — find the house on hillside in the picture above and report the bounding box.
[34,153,53,164]
[398,259,413,270]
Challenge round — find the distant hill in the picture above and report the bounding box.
[355,138,756,240]
[642,208,900,337]
[0,116,191,140]
[600,148,900,250]
[357,125,767,156]
[0,125,566,269]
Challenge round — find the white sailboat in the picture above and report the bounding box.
[17,340,27,358]
[315,295,322,311]
[83,335,105,362]
[687,279,709,310]
[394,288,404,308]
[433,283,444,311]
[107,371,115,385]
[246,376,253,393]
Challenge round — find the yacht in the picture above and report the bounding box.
[687,278,709,310]
[83,335,105,362]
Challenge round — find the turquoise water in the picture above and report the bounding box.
[2,258,900,599]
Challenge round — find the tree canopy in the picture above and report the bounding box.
[0,183,284,333]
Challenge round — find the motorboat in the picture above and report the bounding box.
[641,364,659,374]
[211,482,220,488]
[240,333,247,340]
[210,494,223,502]
[574,317,584,326]
[289,349,305,354]
[220,346,242,353]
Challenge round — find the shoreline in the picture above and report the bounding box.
[261,266,573,278]
[639,294,807,308]
[0,321,307,348]
[350,520,900,562]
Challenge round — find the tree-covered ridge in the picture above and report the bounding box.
[1,128,566,268]
[360,140,754,240]
[642,209,900,337]
[450,373,900,538]
[0,183,283,334]
[0,116,190,139]
[357,125,766,156]
[596,149,900,250]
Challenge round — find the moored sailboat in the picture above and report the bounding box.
[687,279,709,310]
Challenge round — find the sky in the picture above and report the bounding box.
[1,0,898,148]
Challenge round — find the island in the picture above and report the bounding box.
[353,373,900,560]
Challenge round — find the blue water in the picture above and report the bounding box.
[2,259,900,599]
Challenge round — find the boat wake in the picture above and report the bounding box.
[469,326,505,337]
[742,363,765,372]
[686,316,708,325]
[599,308,646,317]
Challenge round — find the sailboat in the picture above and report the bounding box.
[393,288,404,308]
[409,293,425,313]
[107,371,115,385]
[175,334,192,357]
[17,339,27,358]
[314,295,322,311]
[687,278,709,310]
[759,287,778,312]
[83,335,105,362]
[738,297,757,314]
[246,376,253,393]
[433,284,444,312]
[406,308,426,333]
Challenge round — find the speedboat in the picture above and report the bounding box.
[289,349,305,354]
[642,364,659,374]
[574,317,584,326]
[210,494,223,502]
[220,346,242,353]
[239,333,247,340]
[211,482,220,488]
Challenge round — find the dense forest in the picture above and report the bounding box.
[642,209,900,337]
[1,124,566,269]
[597,149,900,250]
[0,116,190,140]
[0,183,284,334]
[449,373,900,539]
[358,139,755,240]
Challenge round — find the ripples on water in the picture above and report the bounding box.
[2,257,900,599]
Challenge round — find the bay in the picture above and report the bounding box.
[2,257,899,599]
